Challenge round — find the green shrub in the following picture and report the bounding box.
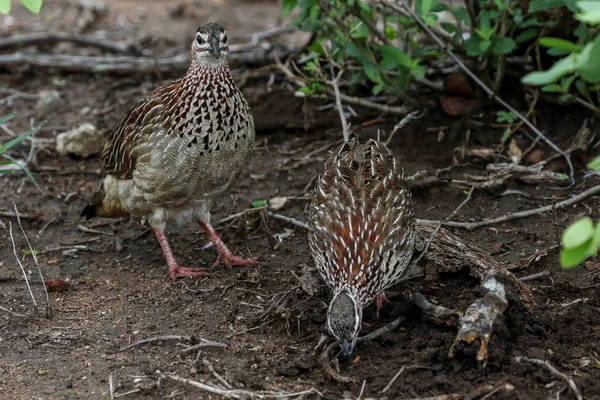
[0,0,43,14]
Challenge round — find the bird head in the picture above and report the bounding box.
[327,290,362,358]
[192,22,229,65]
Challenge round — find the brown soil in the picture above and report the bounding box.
[1,1,599,399]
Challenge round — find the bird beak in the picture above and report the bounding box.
[209,38,221,58]
[341,339,354,358]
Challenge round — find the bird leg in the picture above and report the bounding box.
[153,228,206,280]
[197,220,258,268]
[376,293,390,318]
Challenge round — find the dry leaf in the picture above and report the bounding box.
[269,196,288,211]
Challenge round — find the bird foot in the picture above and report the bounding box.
[213,251,258,269]
[169,265,206,280]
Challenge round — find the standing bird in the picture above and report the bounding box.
[82,22,257,280]
[308,138,415,357]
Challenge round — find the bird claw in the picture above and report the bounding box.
[213,252,258,269]
[169,265,206,280]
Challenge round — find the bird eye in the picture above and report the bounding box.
[197,36,205,44]
[222,34,227,44]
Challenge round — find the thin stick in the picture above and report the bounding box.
[179,339,228,353]
[357,315,405,343]
[515,356,582,400]
[0,32,132,54]
[417,184,600,230]
[8,221,37,308]
[109,374,115,400]
[120,335,192,351]
[0,305,29,317]
[157,371,321,399]
[267,212,309,229]
[357,380,367,400]
[381,366,406,393]
[379,0,574,184]
[202,358,232,389]
[14,203,50,311]
[384,110,424,146]
[330,66,350,142]
[413,186,474,265]
[519,270,550,282]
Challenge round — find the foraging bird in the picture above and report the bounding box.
[82,22,257,280]
[308,138,415,356]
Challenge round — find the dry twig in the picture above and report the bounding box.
[9,221,37,308]
[120,335,225,352]
[14,203,50,312]
[157,371,322,399]
[515,356,582,400]
[418,183,600,230]
[0,32,133,54]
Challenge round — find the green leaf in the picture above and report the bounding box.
[548,47,574,56]
[20,0,42,13]
[1,154,42,192]
[0,0,10,14]
[560,241,593,268]
[475,27,495,41]
[0,124,41,154]
[493,37,516,55]
[363,60,383,84]
[422,0,433,15]
[575,79,589,96]
[595,221,600,245]
[251,199,267,208]
[281,0,297,18]
[516,28,539,43]
[452,6,471,24]
[576,35,600,83]
[465,37,484,57]
[372,83,385,95]
[440,22,459,35]
[539,37,582,52]
[541,84,563,92]
[378,45,413,68]
[562,217,594,249]
[0,111,16,124]
[479,39,492,52]
[529,0,576,13]
[587,155,600,170]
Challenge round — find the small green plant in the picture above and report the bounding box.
[587,154,600,171]
[0,112,43,192]
[560,217,600,268]
[522,1,600,107]
[0,0,43,14]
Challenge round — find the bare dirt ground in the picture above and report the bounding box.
[1,1,599,399]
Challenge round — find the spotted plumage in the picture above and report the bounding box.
[308,138,415,355]
[82,22,257,280]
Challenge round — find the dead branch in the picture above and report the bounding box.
[14,203,50,313]
[156,370,322,399]
[448,270,509,366]
[120,335,226,352]
[384,110,425,146]
[179,339,228,353]
[379,0,575,184]
[0,32,133,54]
[515,356,582,400]
[414,223,534,306]
[202,358,232,389]
[0,44,295,74]
[417,183,600,231]
[330,66,350,142]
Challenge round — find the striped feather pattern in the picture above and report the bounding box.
[308,139,415,306]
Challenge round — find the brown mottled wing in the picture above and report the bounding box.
[102,81,179,179]
[308,139,415,303]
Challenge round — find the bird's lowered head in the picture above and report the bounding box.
[327,289,362,357]
[192,22,229,66]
